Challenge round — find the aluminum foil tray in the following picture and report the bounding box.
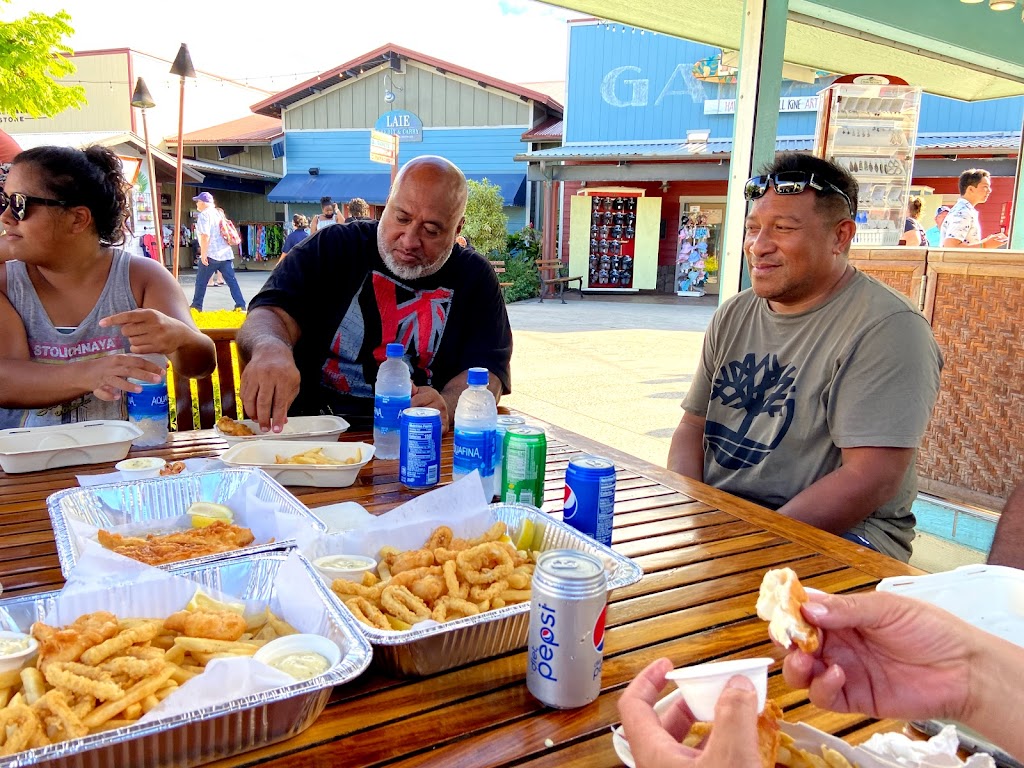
[48,468,327,577]
[0,551,371,768]
[343,503,643,676]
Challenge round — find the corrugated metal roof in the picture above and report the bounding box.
[521,118,564,142]
[169,115,283,146]
[517,132,1021,162]
[182,157,281,181]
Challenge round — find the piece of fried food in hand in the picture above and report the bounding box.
[682,699,782,768]
[216,416,254,436]
[164,609,247,641]
[756,568,820,653]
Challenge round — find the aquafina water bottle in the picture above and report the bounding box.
[373,343,411,460]
[126,354,169,447]
[453,367,498,500]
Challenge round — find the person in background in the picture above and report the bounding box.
[618,590,1024,767]
[281,213,309,259]
[310,196,341,234]
[985,483,1024,568]
[345,197,372,223]
[0,145,215,429]
[941,169,1008,248]
[237,155,512,433]
[668,152,943,562]
[188,194,247,313]
[924,205,949,247]
[898,196,927,247]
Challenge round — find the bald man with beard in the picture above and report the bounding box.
[238,155,512,433]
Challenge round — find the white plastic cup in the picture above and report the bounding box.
[313,554,377,583]
[664,658,772,722]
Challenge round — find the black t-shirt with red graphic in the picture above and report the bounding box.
[249,220,512,427]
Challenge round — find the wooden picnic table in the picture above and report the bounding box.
[0,416,922,767]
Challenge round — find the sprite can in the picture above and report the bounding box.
[494,415,526,491]
[501,426,547,507]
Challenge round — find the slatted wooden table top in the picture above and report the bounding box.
[0,417,922,767]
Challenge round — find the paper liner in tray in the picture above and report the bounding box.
[47,467,326,577]
[298,473,644,676]
[0,548,371,768]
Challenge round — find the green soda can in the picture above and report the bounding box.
[501,426,547,507]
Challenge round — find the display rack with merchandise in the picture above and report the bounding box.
[814,74,922,247]
[586,193,640,290]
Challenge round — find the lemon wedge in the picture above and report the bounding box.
[386,615,412,631]
[515,519,536,552]
[187,501,234,528]
[186,588,245,615]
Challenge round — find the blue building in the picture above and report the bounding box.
[254,44,563,234]
[518,20,1023,294]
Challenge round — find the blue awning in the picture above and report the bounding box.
[268,171,526,206]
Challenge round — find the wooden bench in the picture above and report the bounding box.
[536,258,584,304]
[491,260,513,289]
[172,328,246,431]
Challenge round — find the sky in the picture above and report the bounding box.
[3,0,577,91]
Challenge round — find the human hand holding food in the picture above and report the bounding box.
[411,384,448,433]
[618,658,764,768]
[84,353,163,401]
[100,309,190,357]
[780,590,977,725]
[239,341,300,432]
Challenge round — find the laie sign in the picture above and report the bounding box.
[374,110,423,143]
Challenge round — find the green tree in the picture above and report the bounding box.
[0,0,86,119]
[463,178,508,257]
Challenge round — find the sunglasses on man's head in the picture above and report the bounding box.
[743,172,855,218]
[0,190,69,222]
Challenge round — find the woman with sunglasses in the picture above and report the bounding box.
[0,145,216,428]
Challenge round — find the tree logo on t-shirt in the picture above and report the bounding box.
[705,353,796,470]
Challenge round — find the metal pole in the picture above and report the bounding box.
[140,108,163,262]
[171,74,186,278]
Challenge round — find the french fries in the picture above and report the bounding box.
[0,596,298,759]
[274,447,362,466]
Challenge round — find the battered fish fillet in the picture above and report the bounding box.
[216,416,254,436]
[97,521,256,566]
[31,611,119,668]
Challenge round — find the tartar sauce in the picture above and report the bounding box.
[121,458,162,470]
[0,636,31,657]
[269,651,330,680]
[316,556,371,571]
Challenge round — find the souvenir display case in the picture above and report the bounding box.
[676,204,724,297]
[586,192,640,289]
[814,74,922,247]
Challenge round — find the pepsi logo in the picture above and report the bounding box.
[592,605,607,652]
[540,626,555,643]
[563,485,578,520]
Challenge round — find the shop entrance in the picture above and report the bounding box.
[676,198,726,297]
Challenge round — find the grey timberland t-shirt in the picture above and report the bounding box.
[682,270,943,561]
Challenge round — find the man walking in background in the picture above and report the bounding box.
[941,169,1008,248]
[924,205,949,247]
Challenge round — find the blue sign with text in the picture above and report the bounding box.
[374,110,423,143]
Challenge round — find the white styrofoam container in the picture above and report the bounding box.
[214,415,349,445]
[877,564,1024,647]
[0,420,143,474]
[220,440,374,487]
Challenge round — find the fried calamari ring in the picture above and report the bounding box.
[469,580,508,603]
[99,656,166,679]
[456,542,514,585]
[331,579,384,602]
[408,575,446,603]
[430,596,480,623]
[424,525,453,550]
[389,565,442,589]
[381,585,432,624]
[0,705,42,757]
[432,547,461,563]
[344,597,390,630]
[33,689,88,740]
[442,559,469,600]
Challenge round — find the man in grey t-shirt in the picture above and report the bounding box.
[668,153,942,561]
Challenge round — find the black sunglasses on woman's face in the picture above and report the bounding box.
[0,190,70,222]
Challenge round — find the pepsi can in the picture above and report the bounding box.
[527,549,608,709]
[563,456,616,547]
[399,407,442,489]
